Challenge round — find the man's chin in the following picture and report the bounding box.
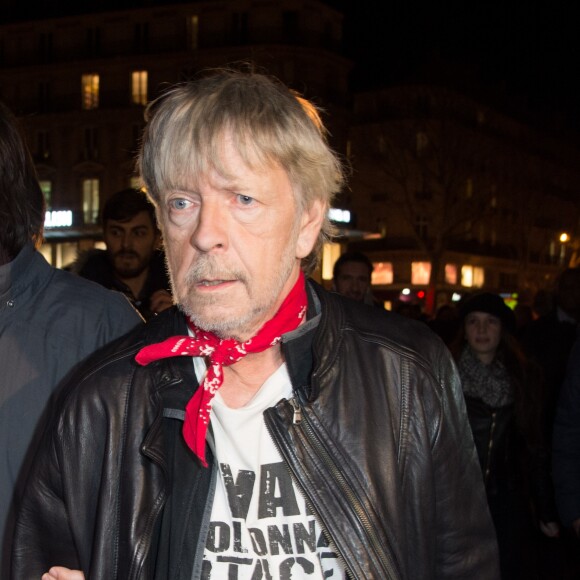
[178,301,264,342]
[114,266,147,279]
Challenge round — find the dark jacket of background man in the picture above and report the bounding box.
[0,100,143,578]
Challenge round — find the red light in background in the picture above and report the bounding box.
[417,290,425,299]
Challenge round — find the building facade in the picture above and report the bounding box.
[342,85,580,311]
[1,3,579,311]
[0,0,351,267]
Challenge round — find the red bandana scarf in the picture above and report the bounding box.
[135,271,307,466]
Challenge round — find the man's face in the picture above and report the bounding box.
[334,262,371,302]
[158,136,323,342]
[103,210,159,280]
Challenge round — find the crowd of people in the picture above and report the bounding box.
[0,67,578,580]
[338,264,580,579]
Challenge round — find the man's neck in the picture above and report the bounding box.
[118,269,148,300]
[220,345,285,409]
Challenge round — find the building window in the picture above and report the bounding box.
[232,12,248,44]
[445,264,457,285]
[322,243,342,281]
[85,27,101,57]
[131,71,148,105]
[461,265,484,288]
[83,127,98,160]
[188,15,199,49]
[283,11,299,43]
[415,214,429,239]
[37,82,51,113]
[134,22,150,51]
[465,178,473,199]
[39,180,52,208]
[464,220,473,240]
[38,32,53,62]
[411,262,431,285]
[81,74,99,110]
[416,131,428,155]
[371,262,393,285]
[82,178,100,224]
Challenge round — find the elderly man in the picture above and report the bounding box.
[13,70,498,580]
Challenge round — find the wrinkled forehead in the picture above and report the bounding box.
[156,124,280,196]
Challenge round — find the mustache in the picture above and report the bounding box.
[113,250,140,259]
[183,256,248,285]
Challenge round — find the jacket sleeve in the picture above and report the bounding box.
[11,405,83,578]
[430,342,500,578]
[552,334,580,527]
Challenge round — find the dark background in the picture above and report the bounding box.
[2,1,580,129]
[340,2,580,129]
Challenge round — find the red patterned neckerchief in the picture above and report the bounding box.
[135,271,307,466]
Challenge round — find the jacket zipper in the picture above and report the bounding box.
[283,397,398,580]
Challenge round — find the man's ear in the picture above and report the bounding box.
[295,199,325,259]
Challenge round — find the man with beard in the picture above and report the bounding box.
[332,250,383,307]
[73,188,173,319]
[14,69,498,580]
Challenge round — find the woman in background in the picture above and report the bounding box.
[451,292,559,579]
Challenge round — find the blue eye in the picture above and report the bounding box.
[237,194,254,206]
[170,198,190,210]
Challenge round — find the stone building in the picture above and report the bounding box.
[0,0,351,267]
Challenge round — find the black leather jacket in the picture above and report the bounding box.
[12,283,498,579]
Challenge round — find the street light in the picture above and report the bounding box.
[559,232,570,266]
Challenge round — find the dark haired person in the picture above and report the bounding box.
[15,70,497,580]
[553,331,580,573]
[332,250,382,306]
[74,188,172,319]
[0,102,142,577]
[451,292,559,578]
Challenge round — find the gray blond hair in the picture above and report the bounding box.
[138,69,344,274]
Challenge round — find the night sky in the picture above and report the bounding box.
[2,1,580,130]
[341,3,580,130]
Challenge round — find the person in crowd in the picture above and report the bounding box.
[73,187,173,319]
[451,292,560,579]
[428,302,460,346]
[331,250,382,306]
[513,302,534,341]
[0,101,143,578]
[553,330,580,543]
[521,268,580,437]
[392,299,425,321]
[14,69,498,580]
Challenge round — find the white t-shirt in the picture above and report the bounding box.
[200,363,346,579]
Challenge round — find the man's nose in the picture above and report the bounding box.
[120,233,132,249]
[190,201,227,253]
